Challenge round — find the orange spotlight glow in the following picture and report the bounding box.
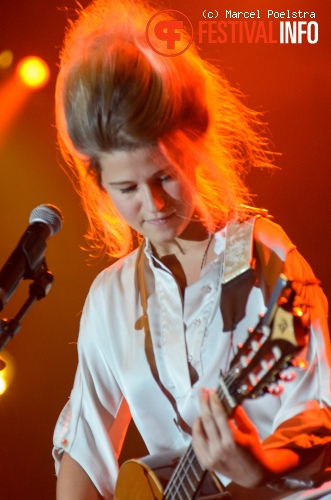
[17,56,50,89]
[0,75,30,145]
[0,375,7,395]
[0,351,16,395]
[0,50,14,69]
[0,55,50,146]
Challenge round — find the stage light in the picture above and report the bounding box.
[0,55,51,146]
[17,56,50,89]
[0,374,7,395]
[0,351,16,396]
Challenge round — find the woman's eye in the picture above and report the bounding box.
[119,185,137,194]
[159,174,172,183]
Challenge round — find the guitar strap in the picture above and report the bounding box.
[221,214,260,332]
[136,243,192,435]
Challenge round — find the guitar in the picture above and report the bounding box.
[115,274,308,500]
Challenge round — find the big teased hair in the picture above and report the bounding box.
[56,0,275,259]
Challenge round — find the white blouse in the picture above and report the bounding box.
[53,217,331,498]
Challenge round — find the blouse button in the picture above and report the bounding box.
[194,318,201,326]
[187,354,193,363]
[202,285,212,294]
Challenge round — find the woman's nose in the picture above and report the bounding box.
[142,184,165,212]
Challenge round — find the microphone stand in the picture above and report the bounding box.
[0,260,54,355]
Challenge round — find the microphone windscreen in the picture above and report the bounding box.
[29,204,63,236]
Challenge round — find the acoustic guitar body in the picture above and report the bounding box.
[114,451,228,499]
[114,459,164,500]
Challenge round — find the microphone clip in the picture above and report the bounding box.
[0,260,54,352]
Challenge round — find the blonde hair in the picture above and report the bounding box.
[56,0,274,258]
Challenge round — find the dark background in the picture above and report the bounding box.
[0,0,330,498]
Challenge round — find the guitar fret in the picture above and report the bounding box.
[182,480,193,498]
[186,473,196,490]
[183,463,198,492]
[166,481,191,500]
[164,445,204,499]
[188,450,203,481]
[177,489,186,500]
[191,463,202,481]
[176,469,194,492]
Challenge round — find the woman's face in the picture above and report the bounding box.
[100,147,195,248]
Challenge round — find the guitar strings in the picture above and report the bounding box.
[164,355,252,498]
[164,367,239,499]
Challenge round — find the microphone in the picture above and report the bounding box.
[0,204,63,311]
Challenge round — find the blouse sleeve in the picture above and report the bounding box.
[52,270,131,499]
[254,217,331,473]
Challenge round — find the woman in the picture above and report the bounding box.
[53,0,331,498]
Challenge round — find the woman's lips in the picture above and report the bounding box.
[144,212,175,225]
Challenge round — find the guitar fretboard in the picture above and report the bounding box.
[164,369,237,499]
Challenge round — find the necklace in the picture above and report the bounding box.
[200,234,213,269]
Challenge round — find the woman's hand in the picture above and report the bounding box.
[192,389,298,489]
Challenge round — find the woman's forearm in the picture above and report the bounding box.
[56,452,104,500]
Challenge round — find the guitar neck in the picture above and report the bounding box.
[163,443,207,499]
[164,378,235,499]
